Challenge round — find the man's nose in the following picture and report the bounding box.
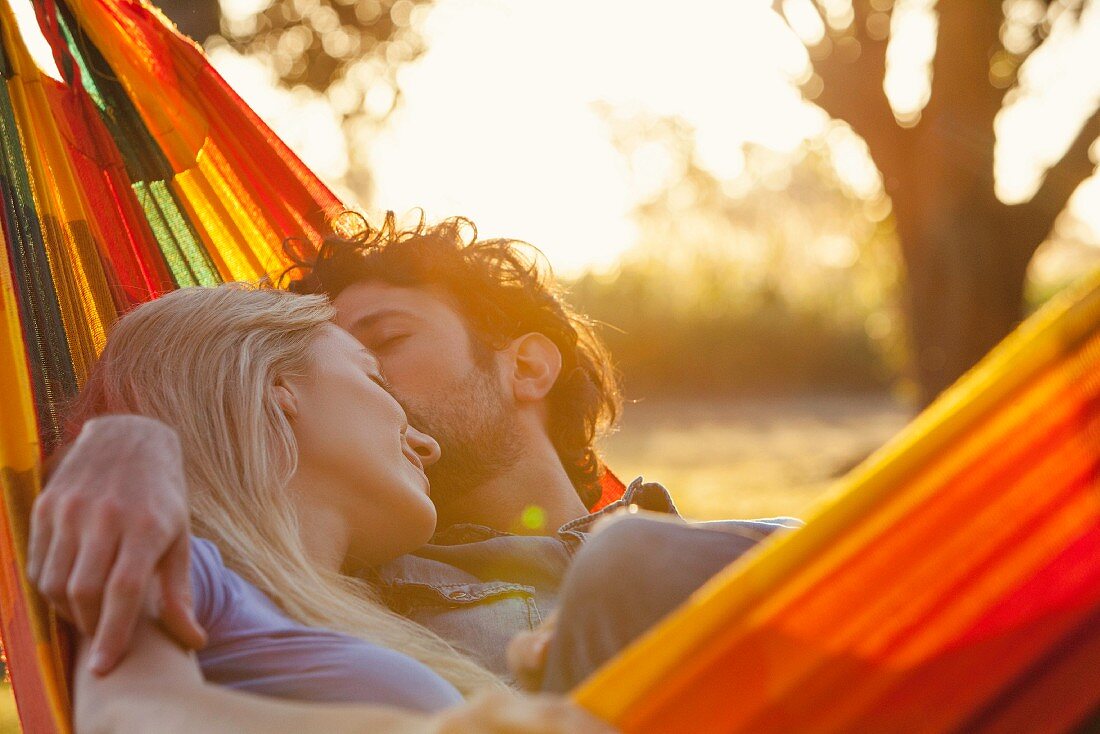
[406,426,441,467]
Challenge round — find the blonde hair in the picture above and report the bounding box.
[70,284,501,695]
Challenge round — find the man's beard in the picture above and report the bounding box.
[399,362,523,519]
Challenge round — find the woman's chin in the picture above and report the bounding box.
[412,506,439,547]
[348,489,438,564]
[396,498,439,553]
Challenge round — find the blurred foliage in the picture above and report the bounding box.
[565,112,907,399]
[775,0,1100,403]
[156,0,437,198]
[217,0,431,121]
[1025,238,1100,308]
[569,261,899,397]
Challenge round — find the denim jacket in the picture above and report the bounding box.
[368,478,680,677]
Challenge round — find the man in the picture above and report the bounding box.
[29,213,797,682]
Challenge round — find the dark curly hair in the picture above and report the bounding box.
[285,212,621,508]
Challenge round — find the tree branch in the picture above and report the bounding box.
[777,0,905,178]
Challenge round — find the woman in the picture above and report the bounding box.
[68,284,608,733]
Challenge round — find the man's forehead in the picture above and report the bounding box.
[315,324,381,365]
[332,281,461,327]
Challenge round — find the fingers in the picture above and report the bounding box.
[563,706,617,734]
[65,534,121,639]
[507,609,559,690]
[26,491,55,584]
[36,518,80,623]
[506,630,553,691]
[157,535,206,650]
[88,538,159,675]
[27,415,194,674]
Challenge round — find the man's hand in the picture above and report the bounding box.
[27,415,206,675]
[506,611,558,691]
[431,690,615,734]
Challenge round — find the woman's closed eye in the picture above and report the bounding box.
[367,371,393,391]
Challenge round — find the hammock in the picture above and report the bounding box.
[573,268,1100,732]
[0,0,342,729]
[0,0,1096,731]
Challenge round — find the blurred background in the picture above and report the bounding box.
[143,0,1100,520]
[8,0,1100,527]
[3,1,1100,723]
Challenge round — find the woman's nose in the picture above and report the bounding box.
[406,426,441,467]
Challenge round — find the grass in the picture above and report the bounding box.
[601,392,911,520]
[0,684,19,734]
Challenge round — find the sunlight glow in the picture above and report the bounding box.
[884,0,937,126]
[995,0,1100,204]
[9,0,63,81]
[783,0,827,46]
[824,122,883,199]
[1001,0,1044,56]
[819,0,856,32]
[1068,174,1100,242]
[202,0,1099,274]
[365,0,821,275]
[12,0,1100,279]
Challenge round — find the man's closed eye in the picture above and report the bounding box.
[373,334,410,350]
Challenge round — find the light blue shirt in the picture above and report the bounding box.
[371,477,800,678]
[190,537,462,712]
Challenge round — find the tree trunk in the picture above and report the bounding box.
[889,1,1036,402]
[892,188,1034,402]
[792,1,1099,404]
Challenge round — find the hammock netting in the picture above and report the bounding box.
[0,0,1097,732]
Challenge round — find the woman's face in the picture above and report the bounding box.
[281,323,440,567]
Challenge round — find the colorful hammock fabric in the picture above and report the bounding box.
[0,0,346,730]
[573,268,1100,733]
[0,3,626,730]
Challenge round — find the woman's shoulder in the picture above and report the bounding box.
[188,536,463,711]
[188,537,224,617]
[189,536,249,629]
[188,536,291,630]
[189,536,223,571]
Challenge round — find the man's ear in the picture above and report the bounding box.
[272,379,300,421]
[508,333,563,404]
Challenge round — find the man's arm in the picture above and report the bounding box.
[28,414,205,673]
[532,512,793,693]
